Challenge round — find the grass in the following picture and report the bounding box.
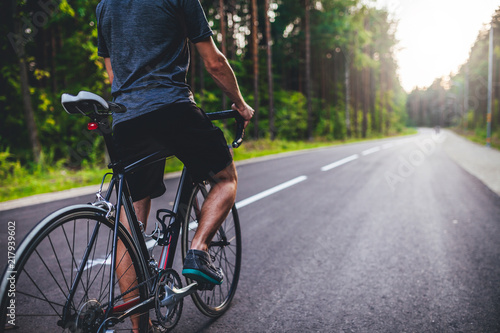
[1,129,417,202]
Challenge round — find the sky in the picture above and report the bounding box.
[372,0,499,92]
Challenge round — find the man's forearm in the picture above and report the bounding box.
[205,55,245,108]
[195,37,254,124]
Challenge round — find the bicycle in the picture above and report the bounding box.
[0,91,244,332]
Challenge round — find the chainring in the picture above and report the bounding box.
[154,268,183,330]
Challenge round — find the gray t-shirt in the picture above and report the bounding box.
[96,0,213,125]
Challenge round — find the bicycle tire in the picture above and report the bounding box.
[181,184,242,317]
[0,204,149,333]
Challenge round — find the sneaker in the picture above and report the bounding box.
[182,249,224,285]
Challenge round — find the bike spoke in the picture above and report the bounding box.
[99,229,113,300]
[22,269,65,320]
[34,249,68,302]
[61,223,78,281]
[16,289,67,310]
[47,233,71,292]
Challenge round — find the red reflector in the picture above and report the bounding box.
[87,122,98,130]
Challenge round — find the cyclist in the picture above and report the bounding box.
[96,0,254,331]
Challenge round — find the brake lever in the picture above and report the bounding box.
[232,113,245,148]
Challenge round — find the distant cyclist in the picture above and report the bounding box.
[96,0,254,331]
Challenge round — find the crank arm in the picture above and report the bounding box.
[160,283,199,307]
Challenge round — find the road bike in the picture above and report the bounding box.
[0,91,243,332]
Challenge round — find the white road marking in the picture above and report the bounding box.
[321,154,359,171]
[361,146,381,156]
[83,145,397,270]
[235,175,308,209]
[81,257,111,271]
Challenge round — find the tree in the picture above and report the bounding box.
[304,0,313,140]
[264,0,275,140]
[250,0,259,138]
[9,0,42,163]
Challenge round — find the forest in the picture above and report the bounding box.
[406,7,500,147]
[0,0,408,170]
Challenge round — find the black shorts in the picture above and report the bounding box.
[113,103,233,202]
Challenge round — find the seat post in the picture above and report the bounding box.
[94,116,118,167]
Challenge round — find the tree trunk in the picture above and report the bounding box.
[385,69,391,135]
[51,26,58,93]
[264,0,275,140]
[353,68,359,137]
[13,11,41,163]
[345,56,351,137]
[379,60,384,133]
[20,52,42,163]
[362,66,368,138]
[305,0,313,140]
[251,0,259,138]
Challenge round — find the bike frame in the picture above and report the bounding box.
[61,120,198,327]
[108,166,195,320]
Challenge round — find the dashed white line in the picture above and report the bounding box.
[396,138,414,145]
[235,175,308,209]
[321,154,359,171]
[84,139,412,270]
[361,146,381,156]
[81,140,411,270]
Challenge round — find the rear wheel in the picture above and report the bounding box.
[181,183,242,317]
[0,205,149,332]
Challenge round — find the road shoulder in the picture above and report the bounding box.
[442,129,500,196]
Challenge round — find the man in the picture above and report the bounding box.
[96,0,254,331]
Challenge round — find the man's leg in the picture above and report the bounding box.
[115,196,151,333]
[182,162,237,286]
[190,162,237,252]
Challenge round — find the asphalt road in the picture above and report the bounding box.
[1,129,500,332]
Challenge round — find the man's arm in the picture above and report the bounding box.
[104,57,114,85]
[194,37,254,127]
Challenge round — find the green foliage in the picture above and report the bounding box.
[274,90,308,140]
[0,150,26,181]
[1,0,410,199]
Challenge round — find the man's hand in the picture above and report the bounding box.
[232,102,254,129]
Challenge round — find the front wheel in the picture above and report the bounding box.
[181,183,242,317]
[0,205,149,332]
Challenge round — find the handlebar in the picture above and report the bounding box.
[206,110,245,148]
[61,91,245,148]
